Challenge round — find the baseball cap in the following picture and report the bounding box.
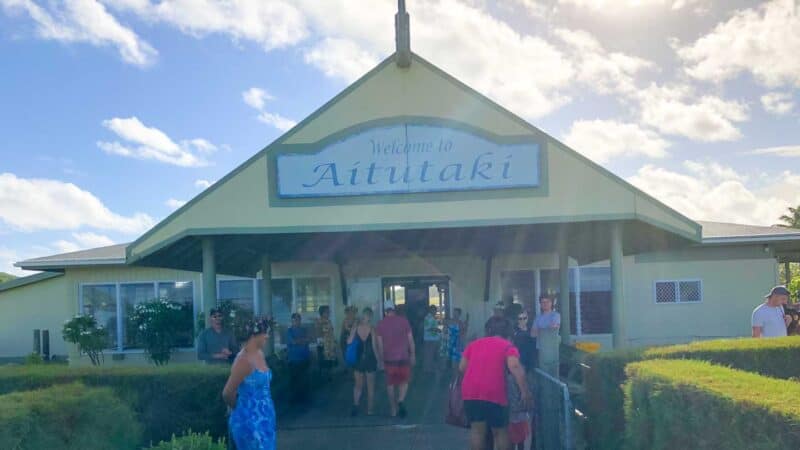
[764,285,791,298]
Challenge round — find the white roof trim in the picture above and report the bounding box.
[702,234,800,245]
[15,258,126,269]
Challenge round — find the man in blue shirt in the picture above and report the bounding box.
[287,313,311,405]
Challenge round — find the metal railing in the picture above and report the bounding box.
[534,368,575,450]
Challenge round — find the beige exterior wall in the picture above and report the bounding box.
[0,274,70,358]
[622,245,778,348]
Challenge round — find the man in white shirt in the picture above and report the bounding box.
[752,286,792,338]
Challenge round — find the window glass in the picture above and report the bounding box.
[121,283,155,349]
[158,281,195,347]
[219,279,255,312]
[81,284,117,349]
[268,279,293,327]
[580,267,612,334]
[295,277,332,318]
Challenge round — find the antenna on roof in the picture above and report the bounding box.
[395,0,411,67]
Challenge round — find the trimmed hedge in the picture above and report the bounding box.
[624,359,800,450]
[583,349,644,450]
[0,382,141,449]
[583,336,800,450]
[0,365,230,446]
[146,431,226,450]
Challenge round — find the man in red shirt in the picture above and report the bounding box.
[376,301,416,418]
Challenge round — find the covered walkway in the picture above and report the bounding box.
[277,369,468,450]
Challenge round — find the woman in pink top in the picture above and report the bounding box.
[459,316,531,450]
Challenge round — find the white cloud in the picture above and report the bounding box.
[194,179,212,189]
[257,112,296,132]
[303,37,381,83]
[558,0,709,13]
[749,145,800,158]
[242,87,273,110]
[290,0,576,119]
[554,28,654,96]
[53,231,116,253]
[0,0,157,66]
[0,247,32,277]
[563,120,669,163]
[0,172,154,233]
[628,161,800,226]
[760,92,795,115]
[165,198,186,209]
[98,116,215,167]
[103,0,309,51]
[635,83,749,141]
[242,87,297,131]
[675,0,800,88]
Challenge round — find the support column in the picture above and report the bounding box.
[201,238,217,323]
[785,262,792,285]
[610,222,625,349]
[258,254,274,356]
[558,227,572,344]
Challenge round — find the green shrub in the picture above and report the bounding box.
[583,349,644,450]
[146,431,226,450]
[23,353,44,365]
[0,365,229,446]
[583,336,800,449]
[624,359,800,450]
[0,382,141,450]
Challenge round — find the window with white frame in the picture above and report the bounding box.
[654,280,702,304]
[217,276,333,325]
[80,281,195,351]
[295,277,332,317]
[81,284,117,349]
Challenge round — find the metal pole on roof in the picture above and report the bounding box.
[395,0,411,67]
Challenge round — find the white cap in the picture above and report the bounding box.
[384,299,396,310]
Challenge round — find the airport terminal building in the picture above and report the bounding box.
[2,52,800,365]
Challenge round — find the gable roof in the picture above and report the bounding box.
[699,221,800,243]
[0,271,63,293]
[124,52,705,268]
[15,243,128,271]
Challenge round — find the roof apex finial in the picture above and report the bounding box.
[395,0,411,67]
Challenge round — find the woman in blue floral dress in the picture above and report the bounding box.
[223,317,276,450]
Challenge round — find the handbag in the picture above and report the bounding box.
[344,336,361,367]
[445,373,469,428]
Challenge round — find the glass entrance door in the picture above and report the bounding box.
[382,276,450,349]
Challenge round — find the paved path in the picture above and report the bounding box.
[276,368,469,450]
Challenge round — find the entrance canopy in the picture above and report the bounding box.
[130,220,689,278]
[126,52,701,275]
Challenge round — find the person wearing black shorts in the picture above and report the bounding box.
[348,307,380,416]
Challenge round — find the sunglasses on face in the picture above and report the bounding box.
[211,315,222,319]
[518,316,528,321]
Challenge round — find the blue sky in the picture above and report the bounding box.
[1,0,799,276]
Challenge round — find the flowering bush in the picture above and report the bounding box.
[130,299,191,365]
[62,315,108,366]
[214,300,255,344]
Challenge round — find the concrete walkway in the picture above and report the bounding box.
[277,368,469,450]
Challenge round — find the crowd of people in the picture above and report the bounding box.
[200,293,565,450]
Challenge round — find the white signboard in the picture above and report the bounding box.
[276,124,540,198]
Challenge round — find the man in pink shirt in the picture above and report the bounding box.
[460,316,531,450]
[376,302,416,418]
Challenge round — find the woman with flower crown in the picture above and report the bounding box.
[223,317,276,450]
